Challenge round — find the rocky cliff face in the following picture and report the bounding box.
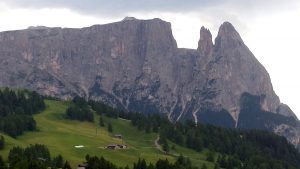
[200,22,281,121]
[0,18,299,147]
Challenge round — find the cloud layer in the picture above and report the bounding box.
[3,0,299,17]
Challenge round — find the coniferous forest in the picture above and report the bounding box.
[65,96,94,122]
[5,144,66,169]
[0,88,45,137]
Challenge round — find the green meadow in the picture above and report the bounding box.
[0,100,214,168]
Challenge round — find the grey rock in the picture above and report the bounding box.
[197,26,213,57]
[277,103,297,118]
[0,18,299,147]
[122,16,138,21]
[204,21,282,121]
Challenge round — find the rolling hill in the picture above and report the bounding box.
[0,99,214,168]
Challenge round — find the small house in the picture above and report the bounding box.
[37,157,46,161]
[106,144,120,150]
[77,163,88,169]
[106,144,127,150]
[118,144,127,149]
[114,134,123,139]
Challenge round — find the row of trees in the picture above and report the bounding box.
[0,115,36,137]
[158,121,300,169]
[0,88,45,116]
[84,154,199,169]
[0,88,45,137]
[98,115,113,133]
[1,147,202,169]
[88,100,123,119]
[65,97,94,122]
[1,144,71,169]
[84,99,165,135]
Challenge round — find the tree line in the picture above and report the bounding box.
[0,88,45,137]
[84,154,199,169]
[1,144,199,169]
[160,121,300,169]
[0,144,72,169]
[65,96,94,122]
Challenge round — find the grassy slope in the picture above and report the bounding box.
[0,100,214,168]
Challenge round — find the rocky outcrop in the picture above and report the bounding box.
[197,26,213,56]
[0,17,299,147]
[201,22,282,121]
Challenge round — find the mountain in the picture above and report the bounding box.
[0,17,299,147]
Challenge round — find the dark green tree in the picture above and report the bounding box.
[7,144,55,169]
[133,158,147,169]
[0,135,4,150]
[99,116,105,127]
[218,155,227,168]
[52,155,64,168]
[206,151,215,162]
[201,164,208,169]
[214,163,220,169]
[162,141,170,153]
[108,122,113,133]
[62,160,72,169]
[0,155,5,169]
[156,159,171,169]
[0,89,44,137]
[145,124,151,133]
[65,98,94,122]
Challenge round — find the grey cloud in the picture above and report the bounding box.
[3,0,298,17]
[3,0,221,16]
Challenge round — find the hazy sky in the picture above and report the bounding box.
[0,0,299,117]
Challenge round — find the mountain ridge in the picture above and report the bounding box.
[0,17,299,147]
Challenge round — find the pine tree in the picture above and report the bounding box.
[134,159,147,169]
[99,116,105,127]
[62,160,72,169]
[148,163,155,169]
[108,122,113,133]
[0,155,5,169]
[0,135,4,150]
[206,151,215,162]
[219,155,227,168]
[201,164,208,169]
[214,163,220,169]
[52,155,64,168]
[162,140,170,153]
[145,124,151,133]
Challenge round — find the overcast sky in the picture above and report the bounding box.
[0,0,299,117]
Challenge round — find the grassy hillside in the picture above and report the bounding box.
[0,100,214,168]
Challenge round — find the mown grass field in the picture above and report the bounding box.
[0,100,215,168]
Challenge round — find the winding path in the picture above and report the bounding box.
[154,135,182,157]
[154,135,164,152]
